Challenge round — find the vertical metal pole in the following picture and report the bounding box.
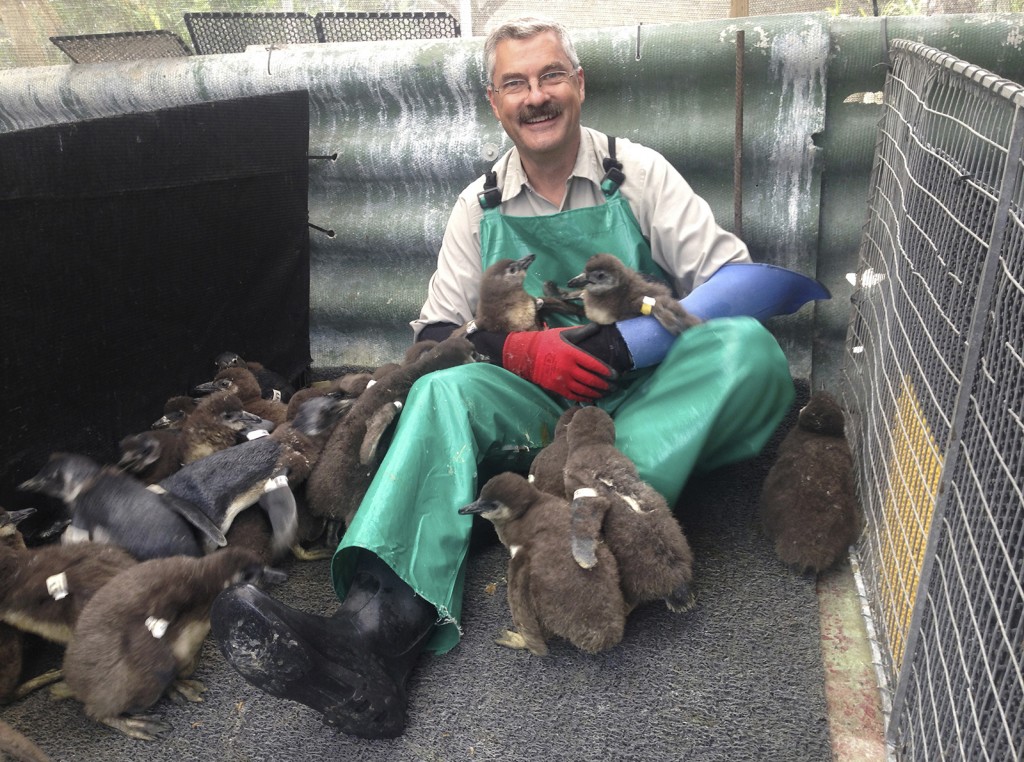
[734,30,744,240]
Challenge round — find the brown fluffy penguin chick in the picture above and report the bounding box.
[758,390,860,575]
[460,472,626,656]
[307,335,478,533]
[562,406,696,613]
[195,367,288,427]
[214,351,295,403]
[58,547,283,741]
[116,428,185,484]
[0,718,51,762]
[466,254,543,334]
[179,390,267,464]
[0,507,137,646]
[151,395,199,429]
[527,406,583,499]
[566,253,701,336]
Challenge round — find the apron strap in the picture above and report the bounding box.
[478,133,626,209]
[478,170,503,210]
[601,135,625,196]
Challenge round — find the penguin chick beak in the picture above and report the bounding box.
[512,253,536,273]
[566,270,590,288]
[458,498,500,516]
[1,507,37,527]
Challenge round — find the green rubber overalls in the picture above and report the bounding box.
[332,145,794,653]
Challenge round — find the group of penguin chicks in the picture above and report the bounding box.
[0,252,859,756]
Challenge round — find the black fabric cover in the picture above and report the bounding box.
[0,91,311,531]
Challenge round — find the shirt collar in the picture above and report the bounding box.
[497,128,605,203]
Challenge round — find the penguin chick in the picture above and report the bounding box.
[307,335,478,533]
[157,395,354,560]
[460,472,626,656]
[0,506,137,646]
[566,253,701,336]
[116,391,264,484]
[195,367,289,428]
[527,406,583,499]
[18,454,226,561]
[116,429,184,484]
[215,351,296,403]
[470,254,543,334]
[758,390,860,575]
[59,547,285,741]
[151,395,199,429]
[285,371,372,421]
[180,390,268,464]
[562,406,696,613]
[0,718,50,762]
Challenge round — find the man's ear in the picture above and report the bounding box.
[487,87,500,120]
[577,67,586,104]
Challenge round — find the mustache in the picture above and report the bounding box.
[518,104,562,123]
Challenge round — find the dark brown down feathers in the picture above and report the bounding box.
[561,406,695,613]
[460,471,626,656]
[758,390,861,574]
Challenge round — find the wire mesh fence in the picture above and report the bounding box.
[843,38,1024,761]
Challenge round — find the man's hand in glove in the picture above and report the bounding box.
[501,323,631,402]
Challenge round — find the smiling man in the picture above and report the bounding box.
[212,16,794,741]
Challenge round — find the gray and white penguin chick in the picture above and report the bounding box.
[758,390,860,575]
[562,406,696,613]
[526,406,582,499]
[157,394,354,561]
[566,253,701,336]
[195,366,289,428]
[56,547,285,741]
[214,351,296,403]
[19,453,226,561]
[307,335,478,535]
[459,471,626,656]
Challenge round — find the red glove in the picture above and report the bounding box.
[502,326,616,402]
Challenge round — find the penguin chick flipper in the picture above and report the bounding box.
[652,298,701,336]
[155,491,227,548]
[359,402,402,466]
[568,491,608,569]
[97,714,171,742]
[259,476,299,558]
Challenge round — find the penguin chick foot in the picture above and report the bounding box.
[665,581,698,613]
[15,669,64,700]
[168,679,206,703]
[48,681,74,701]
[289,542,335,562]
[210,584,407,739]
[495,629,548,656]
[99,713,171,741]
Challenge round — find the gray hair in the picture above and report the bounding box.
[484,16,580,86]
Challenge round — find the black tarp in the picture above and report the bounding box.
[0,90,311,531]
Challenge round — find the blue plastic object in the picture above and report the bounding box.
[617,262,831,369]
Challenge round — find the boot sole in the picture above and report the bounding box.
[211,585,408,739]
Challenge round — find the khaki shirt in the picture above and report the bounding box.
[412,126,749,338]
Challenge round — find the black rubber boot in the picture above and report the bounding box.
[210,551,437,739]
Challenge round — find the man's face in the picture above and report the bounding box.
[487,30,585,164]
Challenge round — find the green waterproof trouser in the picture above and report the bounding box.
[331,316,794,653]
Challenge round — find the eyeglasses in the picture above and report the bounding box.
[491,70,577,97]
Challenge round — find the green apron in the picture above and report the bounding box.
[332,155,794,654]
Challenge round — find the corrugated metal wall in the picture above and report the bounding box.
[1,13,1023,383]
